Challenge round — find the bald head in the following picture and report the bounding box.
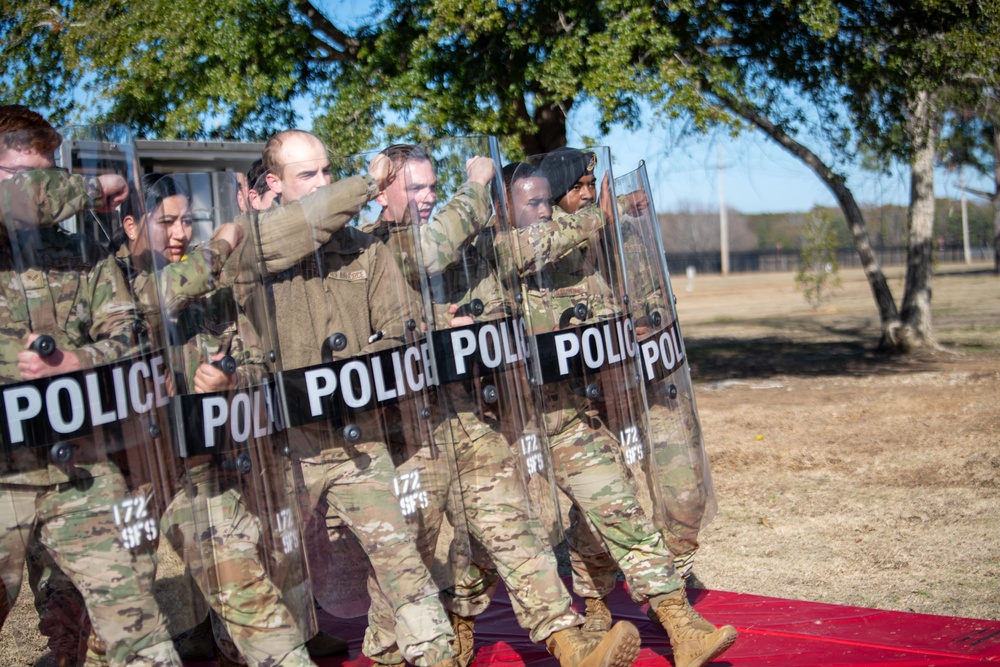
[263,130,331,203]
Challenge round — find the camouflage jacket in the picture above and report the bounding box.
[241,223,411,371]
[224,174,379,305]
[618,216,670,336]
[493,204,618,334]
[358,178,502,328]
[0,169,100,238]
[116,239,263,390]
[0,230,136,381]
[361,186,514,440]
[492,203,606,278]
[0,229,138,484]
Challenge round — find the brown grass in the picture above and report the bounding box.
[3,262,998,666]
[678,263,1000,620]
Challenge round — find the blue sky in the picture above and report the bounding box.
[299,92,994,215]
[565,104,995,215]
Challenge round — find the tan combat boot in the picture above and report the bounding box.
[652,587,737,667]
[582,596,612,634]
[449,612,476,667]
[545,620,640,667]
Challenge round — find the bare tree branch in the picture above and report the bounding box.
[294,0,359,59]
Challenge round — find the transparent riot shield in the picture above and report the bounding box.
[392,137,565,613]
[141,172,315,664]
[501,149,664,562]
[246,145,467,655]
[614,163,717,556]
[0,123,181,665]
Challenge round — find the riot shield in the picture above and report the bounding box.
[0,122,181,665]
[245,143,464,658]
[393,137,565,613]
[141,171,316,665]
[614,163,718,556]
[501,148,664,560]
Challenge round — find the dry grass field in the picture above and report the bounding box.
[2,262,998,666]
[676,263,1000,621]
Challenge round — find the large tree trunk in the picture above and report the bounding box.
[728,99,903,349]
[517,99,573,155]
[898,90,938,350]
[992,124,1000,275]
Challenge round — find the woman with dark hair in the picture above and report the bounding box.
[117,173,318,667]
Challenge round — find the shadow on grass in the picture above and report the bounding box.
[684,316,957,381]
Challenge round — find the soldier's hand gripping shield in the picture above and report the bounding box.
[613,163,717,552]
[0,123,181,665]
[501,149,664,557]
[245,146,469,622]
[144,172,316,663]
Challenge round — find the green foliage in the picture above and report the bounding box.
[1,0,746,152]
[1,0,321,139]
[795,207,842,309]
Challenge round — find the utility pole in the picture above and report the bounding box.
[960,166,971,264]
[718,145,730,276]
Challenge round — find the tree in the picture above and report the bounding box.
[670,0,1000,350]
[796,208,842,309]
[5,0,998,348]
[0,0,730,153]
[1,0,340,139]
[936,98,1000,274]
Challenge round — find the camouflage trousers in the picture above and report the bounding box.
[26,533,97,666]
[160,462,314,667]
[567,399,712,598]
[365,412,582,663]
[549,415,682,604]
[0,463,181,667]
[294,431,454,667]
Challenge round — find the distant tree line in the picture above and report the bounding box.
[658,198,995,254]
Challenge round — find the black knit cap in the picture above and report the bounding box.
[539,147,597,204]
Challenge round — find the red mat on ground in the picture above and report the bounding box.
[315,579,1000,666]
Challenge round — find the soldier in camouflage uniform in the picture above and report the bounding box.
[0,105,182,667]
[503,154,737,667]
[358,143,640,667]
[228,130,457,667]
[616,182,714,578]
[546,155,713,638]
[114,173,318,667]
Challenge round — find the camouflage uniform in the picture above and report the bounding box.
[0,170,181,667]
[359,179,584,665]
[618,214,709,559]
[132,235,316,667]
[514,202,685,605]
[226,177,455,667]
[565,211,710,603]
[0,169,99,239]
